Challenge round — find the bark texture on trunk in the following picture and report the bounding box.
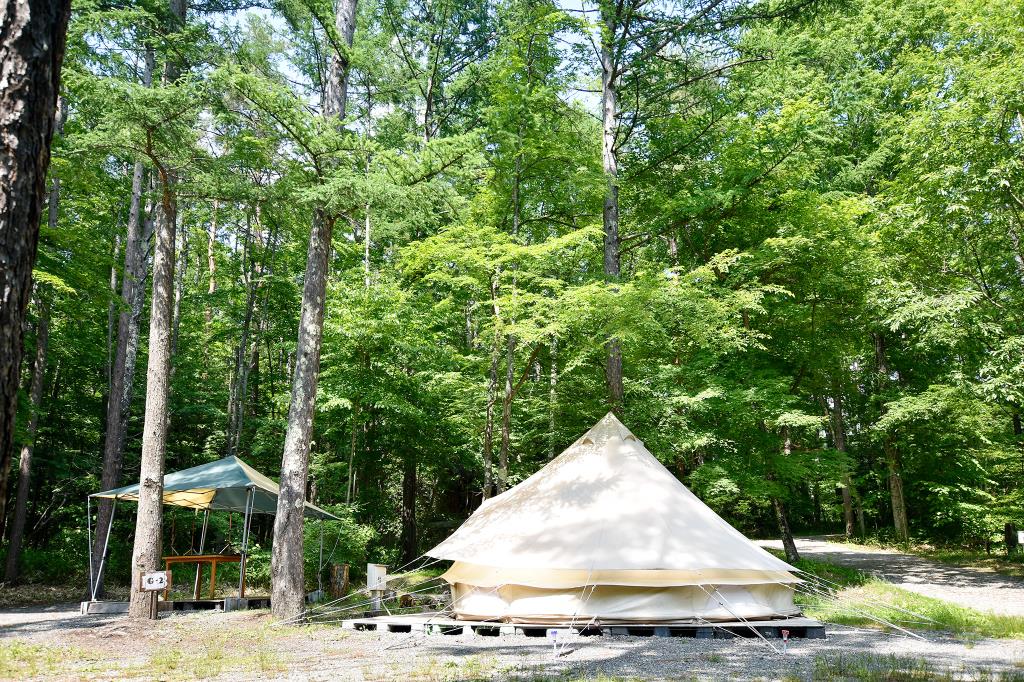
[498,334,514,494]
[205,200,217,328]
[829,392,857,538]
[270,0,357,621]
[4,299,49,582]
[885,439,909,541]
[599,8,624,414]
[107,232,120,393]
[873,332,909,542]
[92,50,155,599]
[170,223,188,357]
[772,432,800,563]
[127,0,186,619]
[227,216,260,457]
[400,452,417,563]
[482,339,498,500]
[0,0,71,525]
[271,206,334,618]
[772,495,800,563]
[127,169,177,619]
[548,337,557,459]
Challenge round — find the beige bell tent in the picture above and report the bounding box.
[426,413,801,624]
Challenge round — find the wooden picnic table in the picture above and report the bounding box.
[163,554,243,600]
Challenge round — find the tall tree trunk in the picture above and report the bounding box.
[548,337,557,459]
[482,335,499,501]
[128,0,186,620]
[885,439,909,541]
[873,332,909,542]
[127,166,177,619]
[362,79,373,289]
[205,200,217,328]
[773,495,800,563]
[0,0,72,501]
[1,95,64,526]
[828,391,857,538]
[91,49,155,597]
[227,214,259,457]
[482,275,501,501]
[107,231,120,395]
[498,334,514,494]
[271,0,357,621]
[599,8,624,414]
[346,404,358,504]
[1014,411,1023,478]
[400,452,416,563]
[170,222,188,357]
[496,150,522,495]
[4,298,49,582]
[772,431,800,563]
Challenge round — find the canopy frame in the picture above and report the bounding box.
[84,456,339,603]
[87,495,118,602]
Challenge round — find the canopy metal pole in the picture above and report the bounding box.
[193,508,210,598]
[238,488,254,598]
[92,496,117,602]
[86,496,94,600]
[317,519,324,594]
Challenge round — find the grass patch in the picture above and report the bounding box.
[807,652,1024,681]
[119,621,288,680]
[799,580,1024,640]
[0,641,67,678]
[768,547,1024,639]
[917,548,1024,580]
[786,555,870,589]
[389,566,448,590]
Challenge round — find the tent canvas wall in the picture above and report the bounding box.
[426,413,801,624]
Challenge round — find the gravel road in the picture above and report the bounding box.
[0,605,1022,680]
[756,536,1024,616]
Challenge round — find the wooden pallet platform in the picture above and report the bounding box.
[338,614,826,639]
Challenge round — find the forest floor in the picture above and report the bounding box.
[3,537,1024,680]
[756,536,1024,616]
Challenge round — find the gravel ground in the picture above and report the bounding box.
[1,607,1023,680]
[4,536,1024,681]
[757,536,1024,616]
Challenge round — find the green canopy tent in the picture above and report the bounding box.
[87,455,338,602]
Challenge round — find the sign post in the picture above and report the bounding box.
[140,570,171,619]
[367,563,387,613]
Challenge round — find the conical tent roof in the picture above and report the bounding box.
[428,413,796,587]
[92,455,338,520]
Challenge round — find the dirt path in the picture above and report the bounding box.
[757,536,1024,616]
[0,602,121,638]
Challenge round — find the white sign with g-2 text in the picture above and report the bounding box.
[140,571,170,591]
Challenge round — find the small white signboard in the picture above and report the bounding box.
[140,571,170,591]
[367,563,388,591]
[1018,531,1024,546]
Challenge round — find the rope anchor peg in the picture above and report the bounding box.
[781,629,789,653]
